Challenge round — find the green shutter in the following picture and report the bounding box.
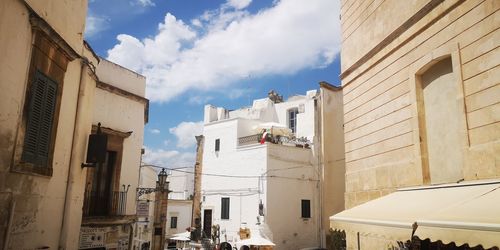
[22,71,58,166]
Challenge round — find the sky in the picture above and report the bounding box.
[85,0,342,169]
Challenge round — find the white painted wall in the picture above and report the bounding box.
[96,58,146,97]
[166,200,193,236]
[94,59,146,215]
[168,167,194,200]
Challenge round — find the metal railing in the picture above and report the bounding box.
[83,190,128,217]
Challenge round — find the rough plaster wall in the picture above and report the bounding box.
[96,59,146,97]
[24,0,86,53]
[0,1,88,248]
[266,144,319,250]
[321,88,345,231]
[92,88,145,216]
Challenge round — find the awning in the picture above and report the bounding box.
[330,180,500,249]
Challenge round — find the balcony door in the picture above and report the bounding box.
[87,151,116,216]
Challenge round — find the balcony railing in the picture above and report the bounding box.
[83,190,128,217]
[237,133,311,148]
[238,134,262,146]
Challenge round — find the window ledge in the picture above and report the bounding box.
[11,163,53,177]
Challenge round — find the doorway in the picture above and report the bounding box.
[203,209,212,238]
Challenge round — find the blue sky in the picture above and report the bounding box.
[85,0,341,168]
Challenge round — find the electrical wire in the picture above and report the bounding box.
[141,163,319,182]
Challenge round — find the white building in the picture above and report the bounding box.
[201,90,321,250]
[166,168,194,240]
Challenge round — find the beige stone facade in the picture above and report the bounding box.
[0,0,97,249]
[340,0,500,209]
[336,0,500,248]
[0,1,148,249]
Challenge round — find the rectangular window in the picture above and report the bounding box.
[21,70,58,166]
[215,139,220,152]
[170,216,178,229]
[301,199,311,218]
[288,108,298,134]
[221,197,230,219]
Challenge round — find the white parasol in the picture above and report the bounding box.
[252,122,292,136]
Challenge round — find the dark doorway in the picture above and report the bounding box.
[203,209,212,238]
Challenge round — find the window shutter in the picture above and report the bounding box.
[22,71,58,166]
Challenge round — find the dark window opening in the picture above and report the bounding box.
[215,139,220,152]
[221,197,230,219]
[301,199,311,218]
[170,216,178,229]
[288,108,298,134]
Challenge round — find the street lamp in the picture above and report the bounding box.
[157,168,168,192]
[136,167,170,250]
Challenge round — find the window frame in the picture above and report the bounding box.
[11,29,71,176]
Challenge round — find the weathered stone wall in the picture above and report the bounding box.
[340,0,500,209]
[0,0,93,249]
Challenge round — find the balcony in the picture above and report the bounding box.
[237,133,311,148]
[83,190,128,217]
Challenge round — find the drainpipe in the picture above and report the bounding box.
[58,57,91,248]
[3,197,15,250]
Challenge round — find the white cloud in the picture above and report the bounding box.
[188,95,214,105]
[137,0,155,7]
[226,0,252,10]
[107,0,340,103]
[143,147,195,168]
[169,121,204,148]
[84,11,109,38]
[150,128,161,134]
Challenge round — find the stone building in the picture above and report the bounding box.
[0,1,148,249]
[79,58,148,250]
[0,0,98,249]
[330,0,500,249]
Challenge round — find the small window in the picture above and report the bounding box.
[215,139,220,152]
[221,197,230,219]
[170,216,178,229]
[301,199,311,218]
[288,108,298,134]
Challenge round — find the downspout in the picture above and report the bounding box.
[2,198,15,250]
[58,57,90,248]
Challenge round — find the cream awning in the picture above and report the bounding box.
[330,180,500,248]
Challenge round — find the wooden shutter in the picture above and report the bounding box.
[22,71,58,166]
